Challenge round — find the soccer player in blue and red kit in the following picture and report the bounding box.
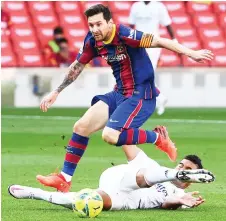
[38,4,214,192]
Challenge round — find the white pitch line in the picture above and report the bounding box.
[2,115,226,124]
[2,115,78,120]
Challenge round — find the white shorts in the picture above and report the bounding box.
[98,151,160,210]
[146,48,162,71]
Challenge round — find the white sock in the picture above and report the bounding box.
[61,171,72,182]
[32,188,74,209]
[153,132,159,144]
[144,166,178,186]
[156,93,167,108]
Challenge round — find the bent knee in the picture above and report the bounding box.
[102,127,120,145]
[73,119,91,136]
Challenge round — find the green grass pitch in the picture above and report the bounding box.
[2,107,226,221]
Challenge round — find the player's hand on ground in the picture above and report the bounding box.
[40,91,59,112]
[189,50,214,63]
[180,191,205,208]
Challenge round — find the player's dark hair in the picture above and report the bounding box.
[184,155,203,169]
[84,4,112,22]
[53,26,64,35]
[58,38,68,44]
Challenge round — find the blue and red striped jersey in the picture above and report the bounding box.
[77,24,157,98]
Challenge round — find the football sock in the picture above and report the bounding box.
[61,172,72,182]
[28,187,74,209]
[61,133,89,181]
[144,166,178,186]
[116,128,158,146]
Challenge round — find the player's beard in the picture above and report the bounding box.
[93,33,103,41]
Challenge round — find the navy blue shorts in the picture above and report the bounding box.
[91,91,156,131]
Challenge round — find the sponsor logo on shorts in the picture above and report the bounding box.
[109,119,119,123]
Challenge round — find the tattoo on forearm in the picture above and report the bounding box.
[55,61,85,93]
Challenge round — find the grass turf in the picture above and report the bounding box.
[2,107,226,221]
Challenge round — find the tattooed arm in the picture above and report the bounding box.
[55,60,85,93]
[40,60,85,112]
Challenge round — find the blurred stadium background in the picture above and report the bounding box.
[1,1,226,107]
[1,1,226,67]
[1,1,226,221]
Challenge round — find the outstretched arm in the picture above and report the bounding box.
[162,191,205,210]
[119,25,213,64]
[151,35,214,63]
[40,60,85,112]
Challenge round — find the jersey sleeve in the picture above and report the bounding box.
[159,3,172,27]
[76,33,97,64]
[119,24,154,48]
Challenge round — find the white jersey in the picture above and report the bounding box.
[128,1,172,70]
[98,151,184,210]
[128,1,172,36]
[123,182,185,210]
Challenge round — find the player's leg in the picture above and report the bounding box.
[119,149,215,190]
[146,47,160,71]
[124,164,215,189]
[37,91,120,192]
[37,101,109,192]
[60,100,109,178]
[102,98,157,144]
[102,98,177,161]
[121,146,179,189]
[122,145,141,162]
[8,185,74,209]
[119,148,178,190]
[147,47,168,115]
[8,184,115,212]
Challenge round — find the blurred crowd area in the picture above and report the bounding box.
[1,1,226,68]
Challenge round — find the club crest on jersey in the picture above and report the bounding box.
[117,45,124,53]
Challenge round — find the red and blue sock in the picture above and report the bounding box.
[61,133,89,177]
[116,128,158,146]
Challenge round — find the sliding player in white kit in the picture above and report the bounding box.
[129,1,177,115]
[9,127,215,211]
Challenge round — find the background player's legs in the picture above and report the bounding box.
[146,48,168,115]
[146,48,161,71]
